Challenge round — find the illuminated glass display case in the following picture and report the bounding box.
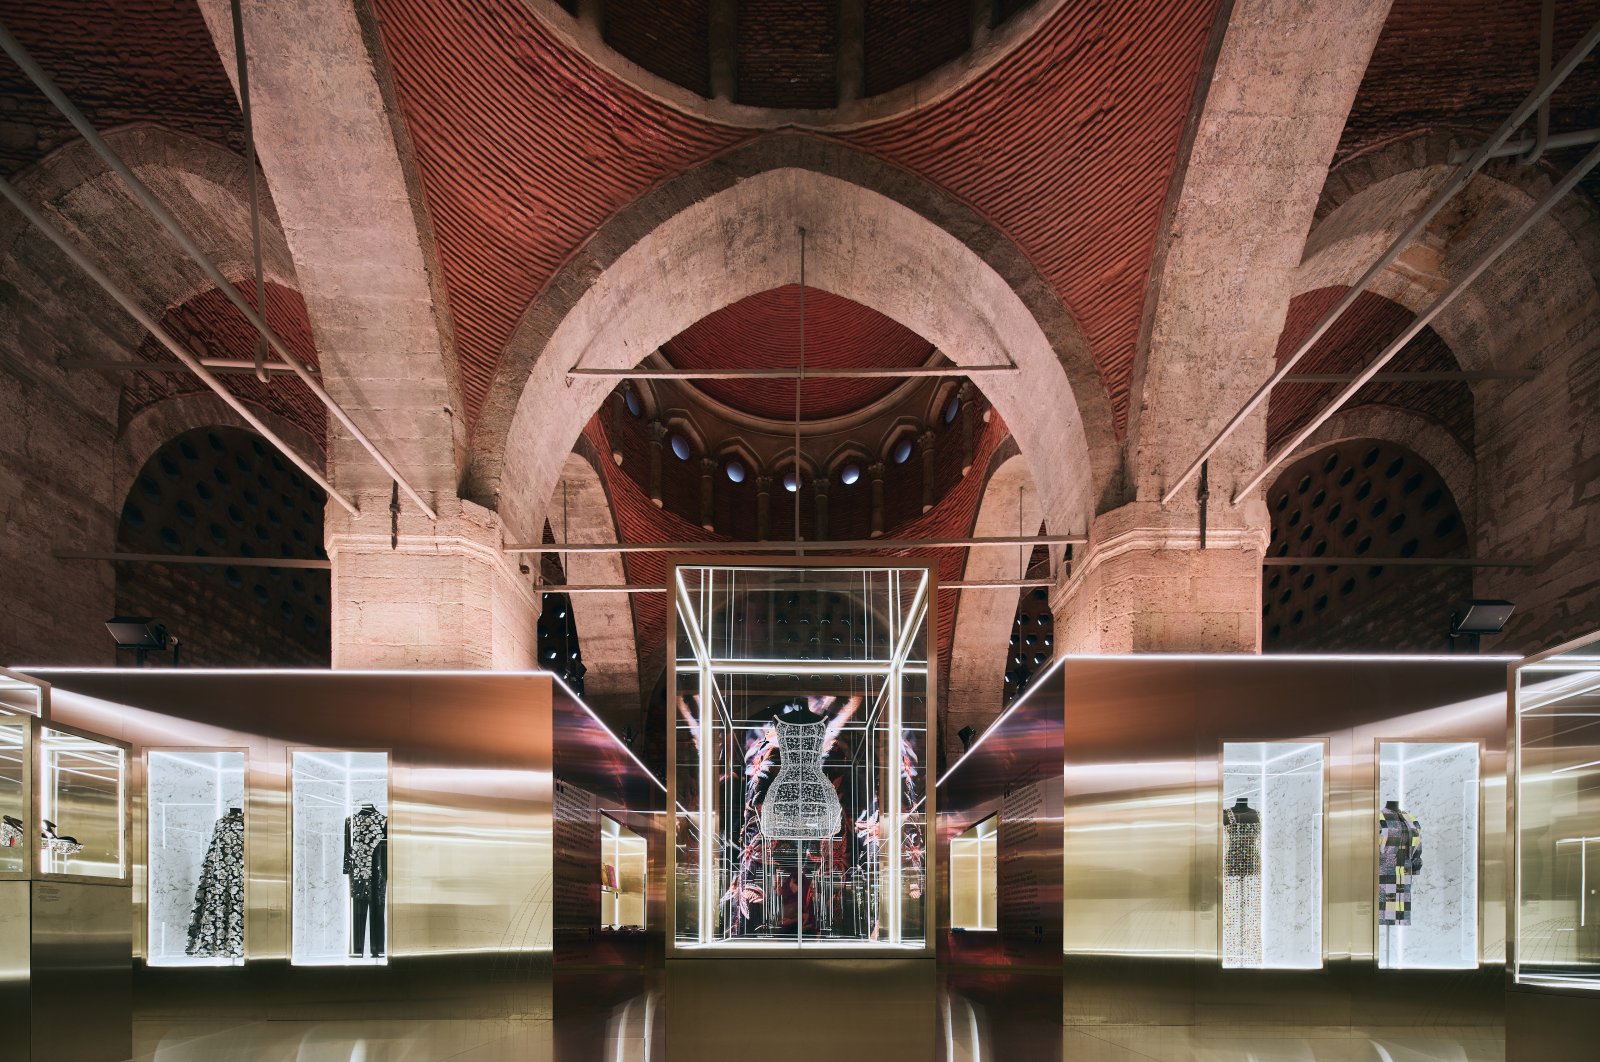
[670,561,934,953]
[1514,632,1600,990]
[290,749,390,966]
[147,749,247,966]
[1220,741,1324,969]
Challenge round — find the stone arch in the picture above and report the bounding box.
[549,448,642,733]
[0,124,298,320]
[946,451,1040,752]
[115,391,325,519]
[473,139,1114,555]
[1300,133,1600,374]
[1280,404,1476,540]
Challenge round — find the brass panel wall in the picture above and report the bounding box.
[0,880,131,1062]
[29,669,557,1021]
[1062,656,1509,1028]
[936,660,1065,971]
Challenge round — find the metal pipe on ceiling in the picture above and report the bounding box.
[1261,557,1534,569]
[63,358,316,376]
[566,365,1018,380]
[1448,128,1600,164]
[0,174,357,515]
[55,551,332,570]
[229,0,268,383]
[1236,138,1600,502]
[536,578,1055,594]
[0,22,436,522]
[1279,370,1534,384]
[502,533,1087,554]
[1160,14,1600,506]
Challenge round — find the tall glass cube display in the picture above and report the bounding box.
[39,724,127,880]
[1514,632,1600,989]
[670,562,934,952]
[291,750,390,965]
[1376,741,1479,970]
[0,715,29,876]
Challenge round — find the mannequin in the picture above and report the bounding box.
[343,801,388,957]
[187,806,245,958]
[1378,800,1422,928]
[1222,796,1263,967]
[760,705,842,841]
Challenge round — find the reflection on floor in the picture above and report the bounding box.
[126,976,1507,1061]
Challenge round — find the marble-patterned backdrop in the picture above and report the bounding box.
[148,750,245,965]
[1379,741,1479,969]
[1223,741,1324,969]
[291,750,388,964]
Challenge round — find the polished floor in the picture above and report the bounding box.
[122,976,1508,1061]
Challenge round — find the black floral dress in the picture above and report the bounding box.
[186,812,245,958]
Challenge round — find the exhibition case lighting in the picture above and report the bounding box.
[669,561,934,953]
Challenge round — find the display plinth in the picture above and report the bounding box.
[669,561,935,955]
[0,711,131,1062]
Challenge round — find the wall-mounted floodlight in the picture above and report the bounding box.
[1449,599,1515,653]
[105,617,178,667]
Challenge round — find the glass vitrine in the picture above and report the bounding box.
[290,750,390,966]
[670,561,934,952]
[38,723,128,881]
[1220,740,1324,969]
[1376,741,1479,970]
[1514,633,1600,989]
[950,815,997,932]
[0,715,29,877]
[147,750,247,966]
[0,665,46,718]
[601,814,647,931]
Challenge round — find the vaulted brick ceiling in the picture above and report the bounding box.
[660,286,934,421]
[367,0,1222,435]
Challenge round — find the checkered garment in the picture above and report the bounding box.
[1378,806,1422,925]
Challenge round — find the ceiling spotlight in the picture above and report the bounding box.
[957,725,977,752]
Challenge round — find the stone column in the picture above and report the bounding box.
[1051,500,1269,654]
[325,490,538,669]
[699,457,717,531]
[869,462,886,538]
[814,476,830,540]
[958,382,976,476]
[756,474,773,541]
[920,430,937,513]
[648,420,666,509]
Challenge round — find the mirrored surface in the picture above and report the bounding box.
[148,750,247,966]
[40,724,126,878]
[950,814,996,932]
[1515,637,1600,989]
[1377,741,1479,969]
[0,715,26,874]
[291,749,389,966]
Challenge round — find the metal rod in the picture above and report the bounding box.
[1238,139,1600,502]
[0,173,357,514]
[56,551,331,570]
[538,578,1053,594]
[794,227,805,544]
[503,533,1088,554]
[1279,370,1535,383]
[63,358,316,376]
[229,0,268,383]
[1449,128,1600,164]
[1525,0,1556,165]
[1263,556,1534,569]
[566,365,1014,380]
[1161,15,1600,506]
[0,21,438,522]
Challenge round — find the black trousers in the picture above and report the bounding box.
[351,888,385,957]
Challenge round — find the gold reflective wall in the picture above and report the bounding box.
[1061,656,1509,1028]
[29,669,560,1020]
